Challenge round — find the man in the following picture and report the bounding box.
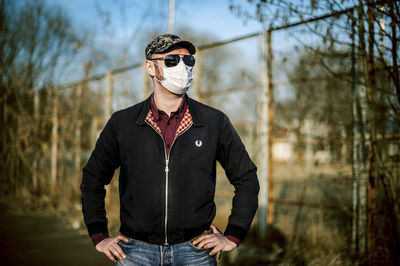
[81,34,259,265]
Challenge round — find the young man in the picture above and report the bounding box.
[81,34,259,265]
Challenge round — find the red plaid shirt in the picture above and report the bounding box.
[150,94,187,155]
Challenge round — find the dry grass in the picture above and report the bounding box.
[218,161,353,265]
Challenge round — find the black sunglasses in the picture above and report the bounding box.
[149,54,195,67]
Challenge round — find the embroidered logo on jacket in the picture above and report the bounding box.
[195,140,202,147]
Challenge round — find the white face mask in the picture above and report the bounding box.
[154,61,193,95]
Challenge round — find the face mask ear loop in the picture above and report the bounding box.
[147,60,165,83]
[155,76,164,83]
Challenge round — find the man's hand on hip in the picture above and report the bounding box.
[95,235,129,263]
[192,224,237,256]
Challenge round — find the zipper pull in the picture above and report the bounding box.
[165,159,169,173]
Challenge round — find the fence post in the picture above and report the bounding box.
[367,2,376,254]
[351,9,361,256]
[304,119,313,169]
[357,1,369,255]
[105,72,114,206]
[90,117,98,148]
[33,90,40,191]
[351,5,370,256]
[258,33,268,238]
[50,87,59,193]
[258,30,275,237]
[193,50,204,102]
[168,0,175,34]
[106,72,113,119]
[74,84,83,192]
[266,30,275,227]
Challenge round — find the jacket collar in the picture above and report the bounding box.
[136,95,151,126]
[136,94,204,127]
[186,97,204,127]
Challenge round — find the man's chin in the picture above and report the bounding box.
[162,86,186,97]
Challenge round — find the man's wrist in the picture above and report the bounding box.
[225,235,241,247]
[91,232,109,247]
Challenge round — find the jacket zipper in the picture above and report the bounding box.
[145,119,193,245]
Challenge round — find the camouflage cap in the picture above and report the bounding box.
[145,34,196,59]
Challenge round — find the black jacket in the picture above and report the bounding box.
[81,95,259,245]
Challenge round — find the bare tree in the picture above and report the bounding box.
[0,0,80,197]
[229,0,400,264]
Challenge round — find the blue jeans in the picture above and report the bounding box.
[116,238,217,266]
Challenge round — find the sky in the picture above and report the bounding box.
[41,0,268,107]
[41,0,312,107]
[37,0,359,120]
[45,0,264,60]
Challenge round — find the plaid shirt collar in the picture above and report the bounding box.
[146,94,193,138]
[150,93,187,122]
[136,95,203,128]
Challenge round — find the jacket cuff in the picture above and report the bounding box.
[87,222,108,236]
[224,224,247,242]
[91,232,109,247]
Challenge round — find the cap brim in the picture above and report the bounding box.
[160,40,196,55]
[174,40,196,55]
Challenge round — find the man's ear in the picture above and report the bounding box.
[145,60,155,76]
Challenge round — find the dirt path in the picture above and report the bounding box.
[0,202,113,266]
